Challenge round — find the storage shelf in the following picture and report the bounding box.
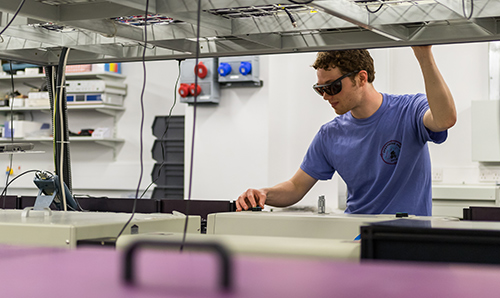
[0,104,125,116]
[0,72,125,81]
[0,69,127,159]
[0,137,125,147]
[0,137,125,159]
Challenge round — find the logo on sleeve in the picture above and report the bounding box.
[380,140,401,165]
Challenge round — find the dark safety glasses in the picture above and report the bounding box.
[312,70,359,96]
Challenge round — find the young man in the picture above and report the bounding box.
[236,46,456,216]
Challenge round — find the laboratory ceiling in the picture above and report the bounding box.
[0,0,498,64]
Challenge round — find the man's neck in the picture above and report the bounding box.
[351,88,383,119]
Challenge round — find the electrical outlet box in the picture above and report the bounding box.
[179,58,220,104]
[218,56,262,87]
[479,168,500,183]
[432,168,443,182]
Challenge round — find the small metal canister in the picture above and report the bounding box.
[318,195,325,214]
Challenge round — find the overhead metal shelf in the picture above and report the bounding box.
[0,0,498,65]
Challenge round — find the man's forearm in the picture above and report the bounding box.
[264,181,306,207]
[264,169,318,207]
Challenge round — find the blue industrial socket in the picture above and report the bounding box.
[239,61,252,75]
[218,62,232,76]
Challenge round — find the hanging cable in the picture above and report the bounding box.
[181,0,203,252]
[283,7,297,28]
[140,59,182,200]
[288,0,314,4]
[53,48,71,211]
[366,3,384,14]
[362,0,386,14]
[47,65,57,182]
[116,0,150,240]
[1,169,43,205]
[59,49,70,211]
[3,61,16,204]
[462,0,474,20]
[0,0,26,36]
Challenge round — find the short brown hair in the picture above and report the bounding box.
[312,49,375,83]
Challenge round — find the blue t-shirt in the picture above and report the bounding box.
[300,93,447,216]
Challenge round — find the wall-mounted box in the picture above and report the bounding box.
[66,80,126,95]
[66,93,124,105]
[179,58,220,104]
[472,100,500,162]
[218,56,262,87]
[65,79,127,106]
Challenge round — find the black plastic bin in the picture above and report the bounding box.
[152,140,184,163]
[151,163,184,187]
[152,115,184,140]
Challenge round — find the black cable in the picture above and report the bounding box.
[159,59,182,165]
[116,0,149,240]
[288,0,314,4]
[283,8,297,28]
[181,0,203,252]
[3,61,16,206]
[462,0,474,20]
[1,169,41,208]
[366,2,384,13]
[70,197,86,211]
[44,65,75,210]
[139,59,182,200]
[0,0,26,36]
[53,47,72,211]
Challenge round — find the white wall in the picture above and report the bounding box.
[1,60,183,198]
[185,42,491,211]
[2,42,491,209]
[185,53,341,206]
[384,43,489,185]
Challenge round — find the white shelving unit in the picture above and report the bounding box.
[0,104,125,116]
[0,136,124,147]
[0,72,125,81]
[0,71,126,157]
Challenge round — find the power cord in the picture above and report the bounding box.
[116,0,150,240]
[463,0,474,20]
[53,47,71,211]
[1,169,44,208]
[138,59,182,200]
[288,0,314,4]
[366,3,384,14]
[0,0,26,36]
[4,61,16,201]
[283,7,297,28]
[181,0,203,252]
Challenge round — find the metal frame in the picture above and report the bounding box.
[0,0,498,64]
